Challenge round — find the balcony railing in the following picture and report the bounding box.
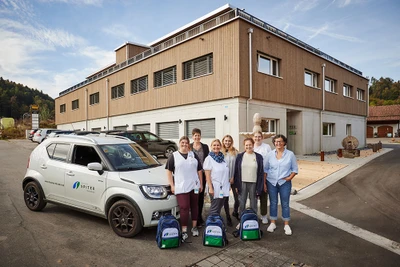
[59,8,362,97]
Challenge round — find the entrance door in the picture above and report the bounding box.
[367,126,373,138]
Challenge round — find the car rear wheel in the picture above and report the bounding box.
[23,181,47,211]
[164,146,176,158]
[108,200,142,238]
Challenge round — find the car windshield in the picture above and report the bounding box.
[100,143,161,171]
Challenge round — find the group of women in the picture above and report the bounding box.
[165,129,298,242]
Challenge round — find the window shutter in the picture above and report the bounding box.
[157,122,179,139]
[186,119,215,138]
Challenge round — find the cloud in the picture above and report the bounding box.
[79,46,115,68]
[102,24,133,41]
[294,0,319,12]
[37,0,103,6]
[339,0,352,7]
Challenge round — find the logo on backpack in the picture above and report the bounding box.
[239,209,261,240]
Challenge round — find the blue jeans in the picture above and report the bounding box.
[267,180,292,221]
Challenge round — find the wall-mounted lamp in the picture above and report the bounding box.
[224,115,228,121]
[125,124,128,127]
[199,37,204,41]
[266,35,270,40]
[178,119,182,124]
[103,126,106,129]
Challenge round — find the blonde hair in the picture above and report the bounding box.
[221,135,238,156]
[210,138,222,147]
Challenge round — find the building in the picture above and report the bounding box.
[367,105,400,138]
[55,4,369,154]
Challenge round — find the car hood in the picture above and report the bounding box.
[118,165,168,186]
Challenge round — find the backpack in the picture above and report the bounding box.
[203,214,228,247]
[156,214,181,249]
[239,208,261,240]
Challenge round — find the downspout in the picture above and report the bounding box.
[85,88,88,131]
[106,78,109,130]
[320,63,326,152]
[366,79,370,143]
[247,28,254,132]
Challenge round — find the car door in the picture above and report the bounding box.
[41,142,70,202]
[143,132,163,155]
[64,144,107,214]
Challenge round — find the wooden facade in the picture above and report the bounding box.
[55,6,368,126]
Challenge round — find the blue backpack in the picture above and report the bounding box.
[239,208,261,240]
[203,214,228,247]
[156,214,181,249]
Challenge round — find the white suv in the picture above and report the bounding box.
[22,135,179,238]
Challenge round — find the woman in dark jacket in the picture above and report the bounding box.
[233,138,264,217]
[190,128,210,227]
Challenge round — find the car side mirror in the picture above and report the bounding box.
[88,162,104,175]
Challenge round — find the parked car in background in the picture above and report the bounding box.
[22,134,179,238]
[28,129,39,141]
[107,131,178,158]
[32,129,60,143]
[46,130,100,139]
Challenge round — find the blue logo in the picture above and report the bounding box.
[73,181,80,189]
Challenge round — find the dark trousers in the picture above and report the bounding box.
[230,184,240,214]
[198,175,206,222]
[176,190,199,228]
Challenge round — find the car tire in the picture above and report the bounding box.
[23,181,47,211]
[164,146,176,158]
[108,200,142,238]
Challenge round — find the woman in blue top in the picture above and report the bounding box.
[264,134,298,235]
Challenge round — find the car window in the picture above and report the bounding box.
[143,133,159,141]
[128,133,142,141]
[47,143,70,162]
[72,145,102,166]
[100,143,160,171]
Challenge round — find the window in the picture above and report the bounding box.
[343,84,352,97]
[346,124,351,136]
[154,66,176,88]
[131,76,148,94]
[72,99,79,110]
[90,92,99,105]
[111,83,125,99]
[47,143,70,162]
[183,54,213,80]
[72,145,101,166]
[60,104,66,113]
[325,78,335,93]
[261,119,276,133]
[357,88,365,101]
[305,70,318,88]
[258,54,279,76]
[186,119,216,138]
[323,123,334,136]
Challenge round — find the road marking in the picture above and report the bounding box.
[291,202,400,256]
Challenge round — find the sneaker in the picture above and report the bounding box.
[261,215,268,224]
[182,232,189,242]
[236,223,240,230]
[284,225,292,236]
[191,227,199,237]
[267,223,276,233]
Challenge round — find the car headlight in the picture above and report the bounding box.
[140,185,168,199]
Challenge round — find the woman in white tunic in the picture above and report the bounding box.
[166,136,203,241]
[203,139,230,216]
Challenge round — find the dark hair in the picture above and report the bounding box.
[179,136,190,143]
[243,137,255,145]
[192,128,201,136]
[272,134,287,145]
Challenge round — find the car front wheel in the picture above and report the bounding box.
[164,146,176,158]
[108,200,142,238]
[23,181,47,211]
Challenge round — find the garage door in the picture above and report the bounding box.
[377,125,393,137]
[133,124,150,131]
[113,125,128,131]
[186,119,215,138]
[157,121,179,139]
[367,126,373,138]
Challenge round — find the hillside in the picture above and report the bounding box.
[0,77,55,121]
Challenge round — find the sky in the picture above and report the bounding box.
[0,0,399,99]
